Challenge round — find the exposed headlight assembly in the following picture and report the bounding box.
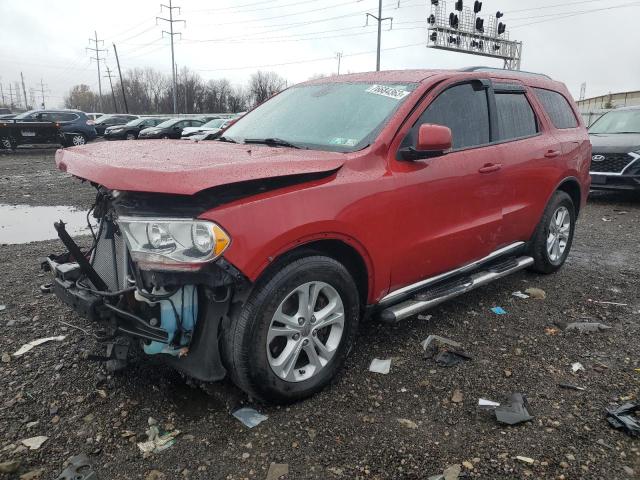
[118,217,231,271]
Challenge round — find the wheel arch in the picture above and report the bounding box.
[555,176,582,217]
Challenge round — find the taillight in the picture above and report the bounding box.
[87,120,95,126]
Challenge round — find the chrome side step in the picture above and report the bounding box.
[378,256,534,323]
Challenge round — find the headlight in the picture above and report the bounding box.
[118,217,231,271]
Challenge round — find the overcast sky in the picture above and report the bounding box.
[1,0,639,109]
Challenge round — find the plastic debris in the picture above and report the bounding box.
[0,305,5,312]
[421,335,461,351]
[442,464,462,480]
[418,314,433,321]
[571,362,585,373]
[0,461,20,474]
[494,393,534,425]
[512,291,529,299]
[478,398,501,409]
[397,418,418,429]
[232,407,268,429]
[266,463,289,480]
[544,326,560,336]
[559,383,586,391]
[13,335,66,357]
[137,423,180,454]
[435,350,472,367]
[491,306,507,315]
[524,287,546,299]
[55,454,96,480]
[516,456,534,464]
[606,403,640,437]
[369,358,391,374]
[20,436,48,450]
[588,299,627,306]
[566,322,612,333]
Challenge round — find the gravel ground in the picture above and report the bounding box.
[0,150,639,480]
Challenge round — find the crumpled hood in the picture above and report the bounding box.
[56,140,346,195]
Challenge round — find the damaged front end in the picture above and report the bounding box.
[42,188,248,381]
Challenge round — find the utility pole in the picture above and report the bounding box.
[157,0,185,114]
[20,72,28,110]
[365,0,393,71]
[14,82,22,109]
[39,79,48,109]
[104,66,118,113]
[0,82,5,106]
[87,31,107,111]
[336,52,343,75]
[112,44,129,113]
[579,82,587,101]
[8,84,14,109]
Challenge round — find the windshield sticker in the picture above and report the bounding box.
[366,84,410,100]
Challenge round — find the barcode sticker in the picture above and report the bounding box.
[365,84,410,100]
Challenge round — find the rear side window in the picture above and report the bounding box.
[405,83,490,150]
[534,88,578,129]
[55,113,79,122]
[495,93,538,141]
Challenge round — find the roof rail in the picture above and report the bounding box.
[460,66,552,80]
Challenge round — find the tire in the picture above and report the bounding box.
[68,134,86,147]
[125,132,137,140]
[223,254,360,404]
[528,190,576,274]
[162,135,169,139]
[1,138,12,150]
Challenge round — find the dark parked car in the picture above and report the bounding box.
[104,117,170,140]
[94,114,139,135]
[588,106,640,192]
[10,109,97,146]
[138,118,204,139]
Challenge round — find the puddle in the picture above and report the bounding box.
[0,204,93,244]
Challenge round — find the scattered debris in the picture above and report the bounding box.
[606,403,640,437]
[266,463,289,480]
[435,350,472,367]
[442,464,461,480]
[397,418,418,429]
[559,383,586,391]
[588,299,628,307]
[0,460,20,474]
[512,291,529,299]
[451,389,464,403]
[418,314,433,321]
[494,393,534,425]
[369,358,391,374]
[566,322,612,333]
[544,326,560,336]
[136,421,180,454]
[478,398,500,410]
[1,353,10,363]
[0,305,5,312]
[232,407,268,429]
[20,468,45,480]
[20,436,48,450]
[524,287,546,299]
[602,217,612,222]
[421,335,461,351]
[571,362,585,373]
[516,456,535,464]
[13,335,66,357]
[55,454,96,480]
[491,306,507,315]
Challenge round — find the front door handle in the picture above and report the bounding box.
[478,163,502,174]
[544,149,561,158]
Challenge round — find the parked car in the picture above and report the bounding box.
[588,106,640,192]
[0,107,12,115]
[181,118,232,138]
[104,117,171,140]
[9,109,97,146]
[0,113,16,120]
[94,114,139,135]
[86,112,104,122]
[138,118,204,139]
[45,68,590,404]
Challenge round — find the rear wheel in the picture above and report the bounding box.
[223,255,360,404]
[68,134,86,147]
[529,190,576,273]
[125,132,137,140]
[1,138,12,150]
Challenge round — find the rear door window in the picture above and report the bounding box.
[403,82,491,150]
[534,88,578,129]
[495,93,538,141]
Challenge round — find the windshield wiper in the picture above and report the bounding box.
[243,137,305,149]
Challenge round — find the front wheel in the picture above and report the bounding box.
[125,132,137,140]
[223,255,360,404]
[528,190,576,273]
[67,134,86,147]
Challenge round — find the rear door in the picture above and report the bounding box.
[388,79,507,290]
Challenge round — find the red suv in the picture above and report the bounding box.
[47,68,590,403]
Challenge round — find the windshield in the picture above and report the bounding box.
[589,109,640,134]
[222,82,417,151]
[14,110,37,119]
[126,118,147,126]
[203,118,226,128]
[155,118,181,128]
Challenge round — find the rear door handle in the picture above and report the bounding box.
[544,150,561,158]
[478,163,502,174]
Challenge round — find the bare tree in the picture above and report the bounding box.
[248,71,287,107]
[64,84,100,112]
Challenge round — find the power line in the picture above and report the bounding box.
[506,0,607,14]
[511,1,640,27]
[510,0,639,20]
[104,66,118,112]
[157,0,185,114]
[86,31,107,111]
[366,0,394,71]
[191,0,322,14]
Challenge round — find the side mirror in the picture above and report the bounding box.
[400,123,452,161]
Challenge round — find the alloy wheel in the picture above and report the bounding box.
[547,206,571,262]
[72,135,86,146]
[266,281,345,383]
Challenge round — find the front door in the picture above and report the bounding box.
[388,80,507,292]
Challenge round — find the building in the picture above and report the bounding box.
[576,90,640,126]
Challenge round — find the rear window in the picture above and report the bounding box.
[495,93,538,141]
[534,88,578,129]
